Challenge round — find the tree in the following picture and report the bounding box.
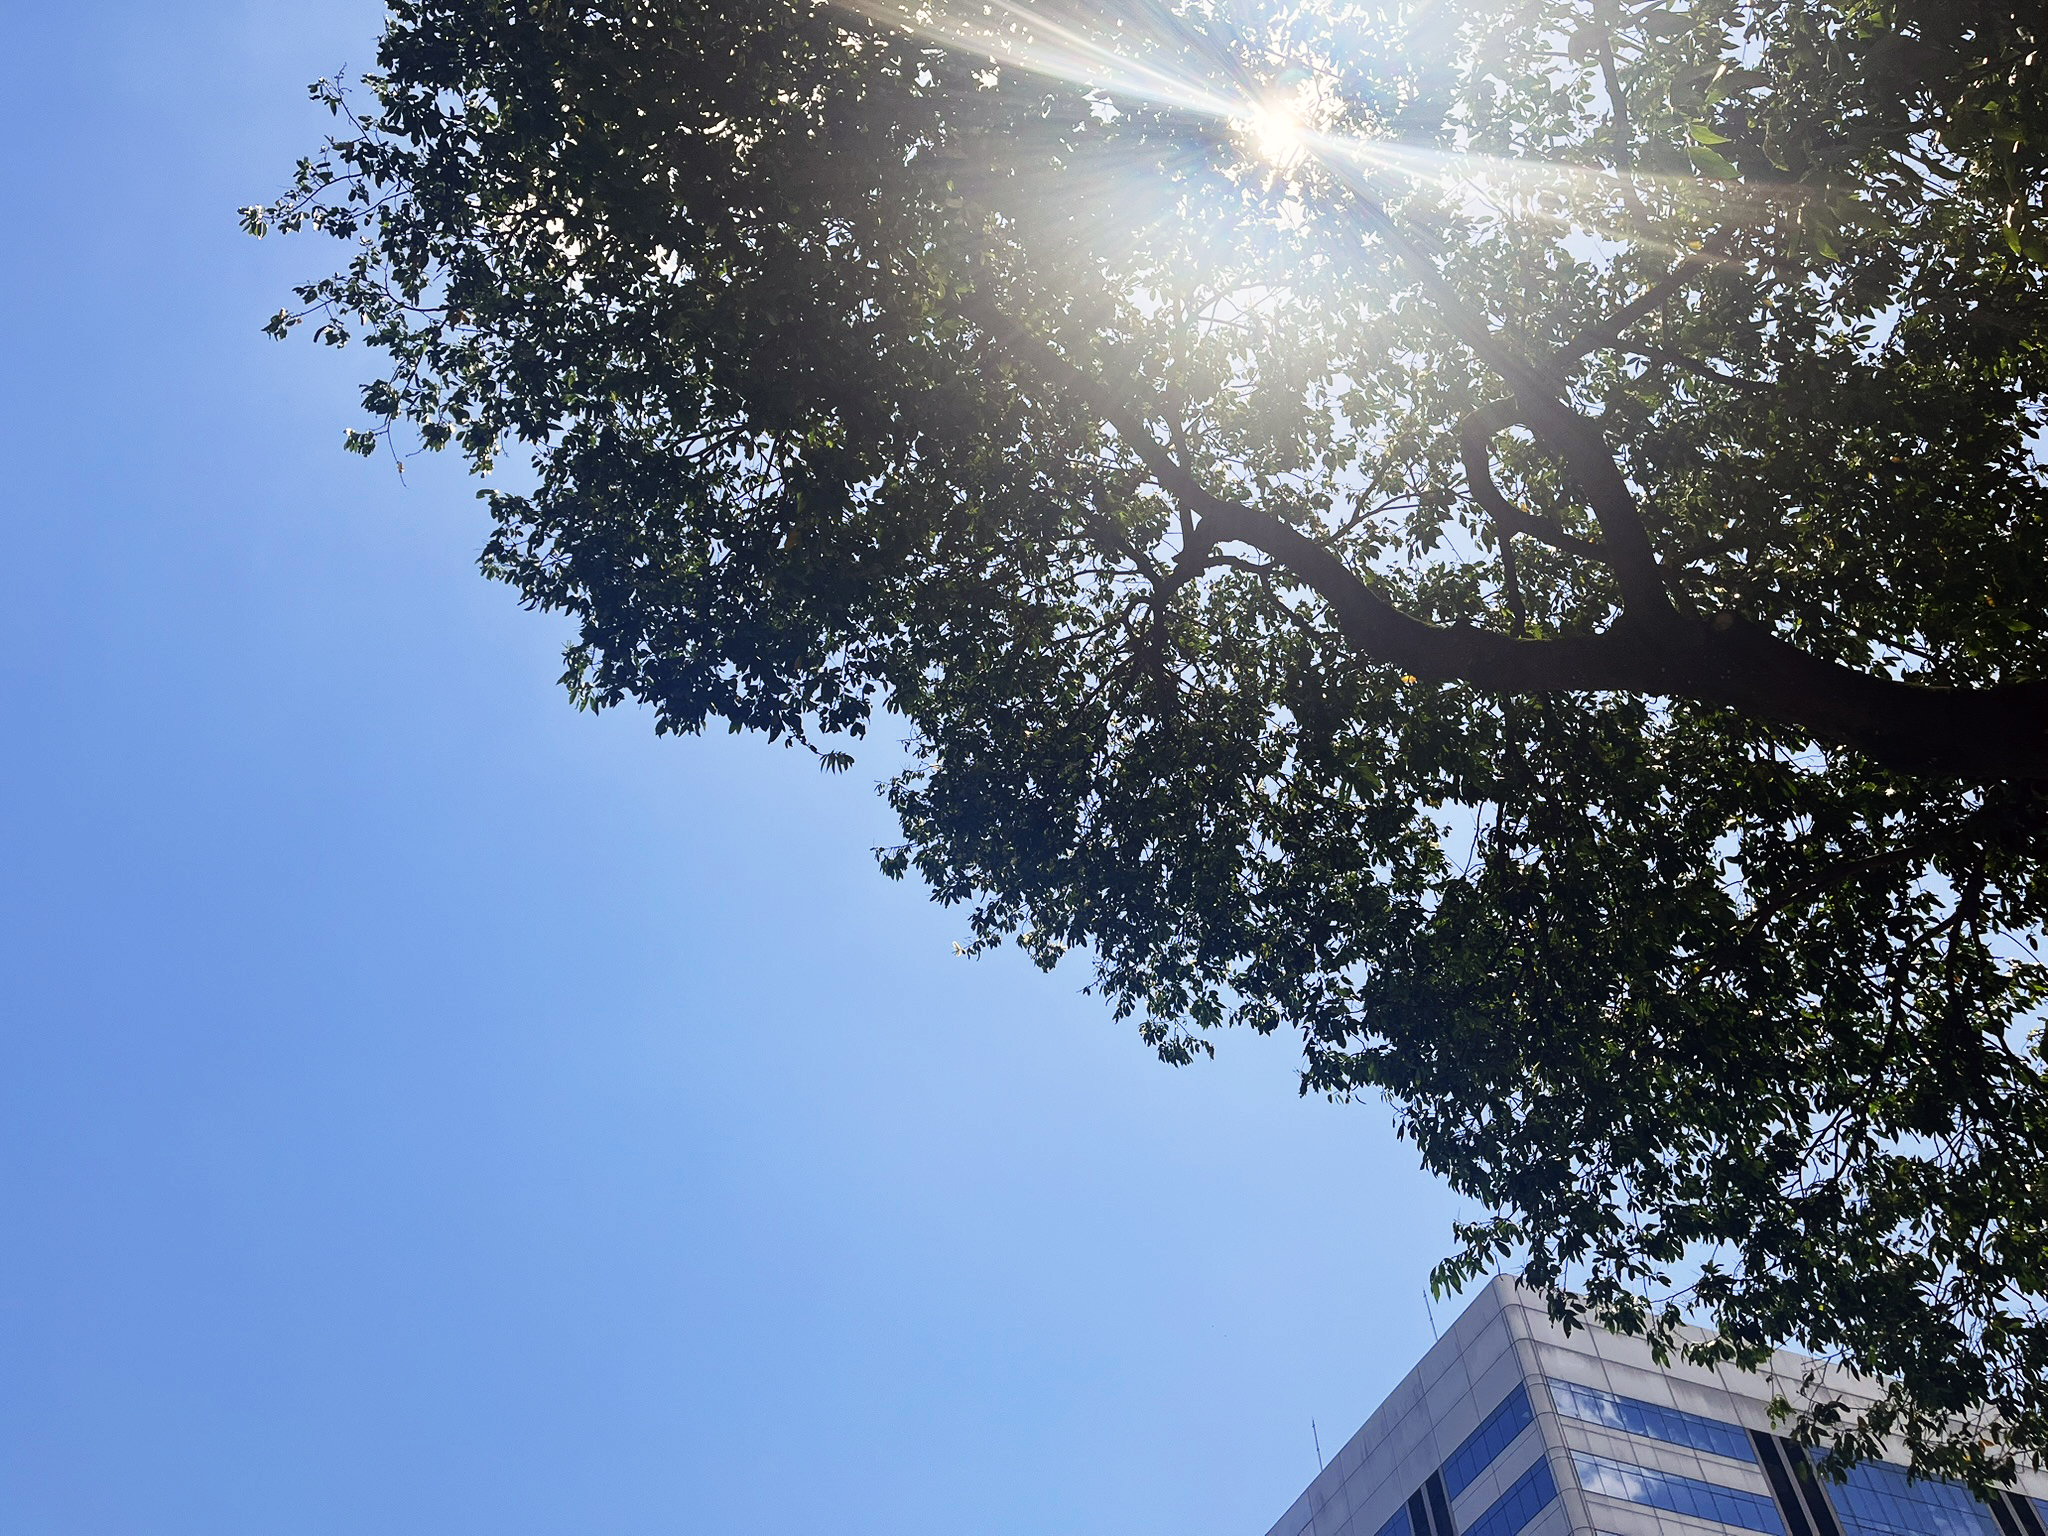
[247,0,2048,1481]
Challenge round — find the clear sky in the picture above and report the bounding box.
[0,3,1462,1531]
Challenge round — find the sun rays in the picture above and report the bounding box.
[831,0,1809,250]
[1242,96,1309,168]
[835,0,1243,121]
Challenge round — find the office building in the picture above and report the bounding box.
[1264,1274,2048,1536]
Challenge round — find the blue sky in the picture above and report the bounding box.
[0,3,1461,1531]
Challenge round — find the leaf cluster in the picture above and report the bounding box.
[248,0,2048,1478]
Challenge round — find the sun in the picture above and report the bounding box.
[1242,99,1309,168]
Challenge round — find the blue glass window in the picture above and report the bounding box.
[1821,1458,2003,1536]
[1462,1457,1559,1536]
[1574,1452,1785,1536]
[1547,1379,1755,1463]
[1376,1504,1414,1536]
[1444,1386,1536,1499]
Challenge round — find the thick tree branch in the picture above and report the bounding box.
[965,291,2048,781]
[1460,401,1613,565]
[1318,164,1679,621]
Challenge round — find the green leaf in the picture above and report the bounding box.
[1686,143,1739,177]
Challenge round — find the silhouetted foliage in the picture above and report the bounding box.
[249,0,2048,1479]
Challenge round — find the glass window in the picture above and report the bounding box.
[1547,1379,1755,1463]
[1376,1503,1414,1536]
[1574,1451,1785,1536]
[1462,1457,1559,1536]
[1821,1458,2003,1536]
[1444,1386,1536,1499]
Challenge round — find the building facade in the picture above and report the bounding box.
[1263,1275,2048,1536]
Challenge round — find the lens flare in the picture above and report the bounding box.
[1241,99,1308,168]
[831,0,1807,249]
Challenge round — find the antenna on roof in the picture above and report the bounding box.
[1313,1419,1324,1471]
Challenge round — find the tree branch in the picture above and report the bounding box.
[1317,163,1679,621]
[1626,343,1778,395]
[1596,27,1653,228]
[1551,243,1726,374]
[1460,400,1614,565]
[963,291,2048,782]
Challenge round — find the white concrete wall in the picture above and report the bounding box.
[1264,1275,1533,1536]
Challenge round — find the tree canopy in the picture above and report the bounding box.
[248,0,2048,1481]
